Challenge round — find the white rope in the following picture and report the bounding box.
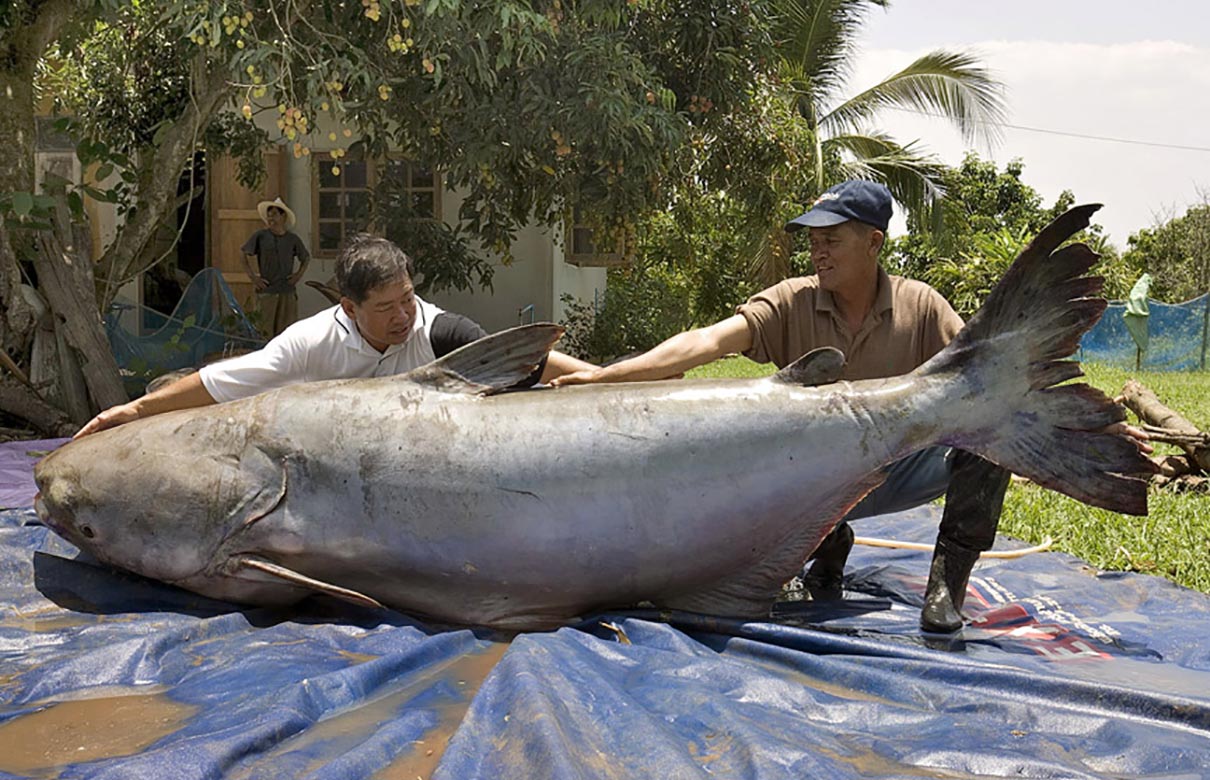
[853,535,1054,560]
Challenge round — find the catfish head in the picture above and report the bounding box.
[33,411,300,604]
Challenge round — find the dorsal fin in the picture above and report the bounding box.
[406,323,564,394]
[770,347,845,387]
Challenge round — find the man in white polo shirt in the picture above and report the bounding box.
[76,234,594,437]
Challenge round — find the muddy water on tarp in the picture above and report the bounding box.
[230,641,507,780]
[371,641,508,779]
[372,638,505,778]
[0,686,198,776]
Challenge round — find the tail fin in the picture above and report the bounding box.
[920,204,1154,515]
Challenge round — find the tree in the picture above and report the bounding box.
[1,1,143,435]
[560,189,763,362]
[742,0,1007,284]
[1124,192,1210,304]
[885,153,1134,317]
[0,0,781,434]
[559,0,1008,357]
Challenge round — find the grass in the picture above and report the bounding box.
[686,357,1210,594]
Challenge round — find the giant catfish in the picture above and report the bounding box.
[34,205,1153,630]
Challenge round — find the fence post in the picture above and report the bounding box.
[1202,293,1209,370]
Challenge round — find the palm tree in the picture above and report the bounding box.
[748,0,1007,284]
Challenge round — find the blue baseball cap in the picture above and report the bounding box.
[784,180,893,233]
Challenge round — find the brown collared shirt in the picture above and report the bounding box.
[736,267,963,380]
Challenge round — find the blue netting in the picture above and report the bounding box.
[106,269,265,396]
[1079,293,1210,371]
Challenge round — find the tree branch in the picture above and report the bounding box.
[7,0,78,64]
[0,377,75,437]
[97,50,233,306]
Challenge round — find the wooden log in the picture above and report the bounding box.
[1121,379,1210,472]
[1153,454,1193,478]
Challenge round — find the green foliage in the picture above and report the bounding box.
[41,6,195,156]
[39,4,271,223]
[372,173,493,295]
[1124,203,1210,303]
[733,0,1007,285]
[560,2,1010,354]
[142,0,776,265]
[641,190,762,326]
[559,188,761,362]
[886,153,1136,315]
[203,113,271,191]
[918,226,1030,318]
[558,262,694,363]
[0,190,61,232]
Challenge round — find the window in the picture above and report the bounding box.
[35,117,80,193]
[312,156,440,256]
[381,158,438,219]
[315,157,370,255]
[565,206,626,267]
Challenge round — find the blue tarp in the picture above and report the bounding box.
[2,439,1210,778]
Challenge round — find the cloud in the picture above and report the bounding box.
[849,40,1210,246]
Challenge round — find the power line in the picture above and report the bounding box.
[887,106,1210,153]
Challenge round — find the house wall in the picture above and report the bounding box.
[268,149,606,334]
[81,101,608,339]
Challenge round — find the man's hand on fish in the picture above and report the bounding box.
[74,402,140,439]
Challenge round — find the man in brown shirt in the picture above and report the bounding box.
[554,180,1009,633]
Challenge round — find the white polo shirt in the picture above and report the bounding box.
[200,296,445,403]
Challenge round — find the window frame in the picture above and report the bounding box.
[311,154,442,258]
[564,207,627,267]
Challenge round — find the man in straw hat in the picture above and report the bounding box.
[243,196,310,337]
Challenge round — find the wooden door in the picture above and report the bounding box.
[207,149,285,311]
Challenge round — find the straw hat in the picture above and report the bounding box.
[257,197,296,228]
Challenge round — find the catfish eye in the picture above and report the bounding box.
[80,525,96,539]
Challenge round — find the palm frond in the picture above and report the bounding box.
[771,0,890,114]
[743,223,797,288]
[824,132,949,230]
[821,49,1006,148]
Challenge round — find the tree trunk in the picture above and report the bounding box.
[0,0,79,196]
[0,378,74,437]
[96,52,233,308]
[33,205,128,416]
[0,221,38,358]
[0,57,36,198]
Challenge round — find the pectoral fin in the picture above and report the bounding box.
[235,556,384,610]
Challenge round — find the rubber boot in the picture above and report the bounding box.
[920,451,1011,632]
[803,521,854,595]
[919,537,982,632]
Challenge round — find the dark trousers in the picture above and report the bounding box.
[843,447,1009,551]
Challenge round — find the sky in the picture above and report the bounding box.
[847,0,1210,249]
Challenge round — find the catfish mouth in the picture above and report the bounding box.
[33,491,108,561]
[34,492,71,539]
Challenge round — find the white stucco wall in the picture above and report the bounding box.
[275,149,606,334]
